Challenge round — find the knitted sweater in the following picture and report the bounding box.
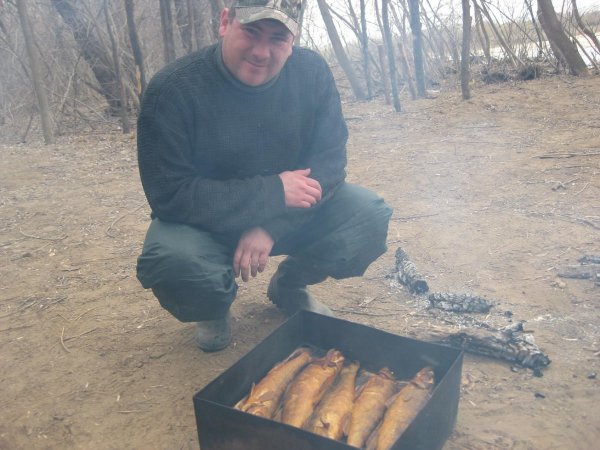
[137,43,348,242]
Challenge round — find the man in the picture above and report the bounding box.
[136,0,392,352]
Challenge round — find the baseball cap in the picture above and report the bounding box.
[233,0,303,36]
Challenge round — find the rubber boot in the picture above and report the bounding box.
[195,311,231,352]
[267,257,333,317]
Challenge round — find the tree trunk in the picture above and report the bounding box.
[389,4,416,100]
[537,0,588,76]
[473,0,491,64]
[359,0,373,98]
[478,0,521,67]
[407,0,425,97]
[104,0,130,133]
[173,0,192,54]
[526,0,545,58]
[382,0,400,111]
[52,0,122,112]
[460,0,471,100]
[124,0,146,97]
[316,0,366,101]
[159,0,176,64]
[207,0,225,41]
[16,0,54,144]
[460,0,472,100]
[571,0,600,54]
[186,0,197,52]
[377,44,391,105]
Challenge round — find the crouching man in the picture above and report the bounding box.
[136,0,392,351]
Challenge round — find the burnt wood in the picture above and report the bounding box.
[428,292,494,313]
[393,247,429,294]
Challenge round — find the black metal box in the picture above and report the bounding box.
[193,311,463,450]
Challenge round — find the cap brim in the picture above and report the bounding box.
[235,7,299,36]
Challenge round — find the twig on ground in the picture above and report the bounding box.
[573,182,589,195]
[534,151,600,159]
[18,229,67,241]
[64,327,98,342]
[106,204,145,237]
[0,324,35,333]
[60,327,71,353]
[332,307,404,317]
[391,213,439,222]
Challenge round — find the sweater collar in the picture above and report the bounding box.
[215,42,281,93]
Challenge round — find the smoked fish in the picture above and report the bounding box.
[346,367,397,449]
[282,349,345,429]
[375,367,435,450]
[236,347,312,418]
[307,361,360,440]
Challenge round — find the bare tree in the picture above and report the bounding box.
[104,0,130,132]
[316,0,366,100]
[473,0,491,64]
[52,1,116,111]
[460,0,471,100]
[16,0,54,143]
[124,0,146,97]
[382,0,400,111]
[537,0,588,76]
[478,0,521,67]
[207,0,225,41]
[359,0,373,99]
[389,3,416,100]
[571,0,600,54]
[159,0,176,63]
[407,0,425,97]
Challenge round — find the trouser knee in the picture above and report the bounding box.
[136,219,236,322]
[283,184,392,280]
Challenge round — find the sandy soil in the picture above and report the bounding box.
[1,75,599,450]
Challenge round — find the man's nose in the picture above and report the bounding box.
[250,38,270,60]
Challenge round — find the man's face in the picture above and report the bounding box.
[219,9,294,87]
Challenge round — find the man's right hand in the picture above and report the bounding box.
[279,168,322,208]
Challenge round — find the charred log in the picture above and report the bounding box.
[425,322,550,371]
[557,265,600,281]
[428,292,494,314]
[578,255,600,265]
[392,247,429,294]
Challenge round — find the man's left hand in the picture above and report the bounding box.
[233,227,274,282]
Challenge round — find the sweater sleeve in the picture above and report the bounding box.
[137,78,287,235]
[262,55,348,242]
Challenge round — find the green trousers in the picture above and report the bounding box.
[136,183,392,322]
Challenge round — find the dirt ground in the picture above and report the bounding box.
[1,74,599,450]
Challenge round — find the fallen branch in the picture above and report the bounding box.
[579,255,600,265]
[534,151,600,159]
[422,322,551,371]
[557,264,600,280]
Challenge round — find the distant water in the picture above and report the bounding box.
[487,34,600,68]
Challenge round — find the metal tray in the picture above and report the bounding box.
[193,311,463,449]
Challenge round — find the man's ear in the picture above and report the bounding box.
[218,8,230,38]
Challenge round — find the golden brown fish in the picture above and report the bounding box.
[236,347,312,418]
[307,361,360,440]
[375,367,435,450]
[346,367,397,448]
[281,349,345,428]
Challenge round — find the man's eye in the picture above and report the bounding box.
[271,36,290,44]
[244,27,259,37]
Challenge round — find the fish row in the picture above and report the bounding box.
[234,347,435,450]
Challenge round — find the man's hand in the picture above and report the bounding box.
[233,227,274,282]
[279,168,322,208]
